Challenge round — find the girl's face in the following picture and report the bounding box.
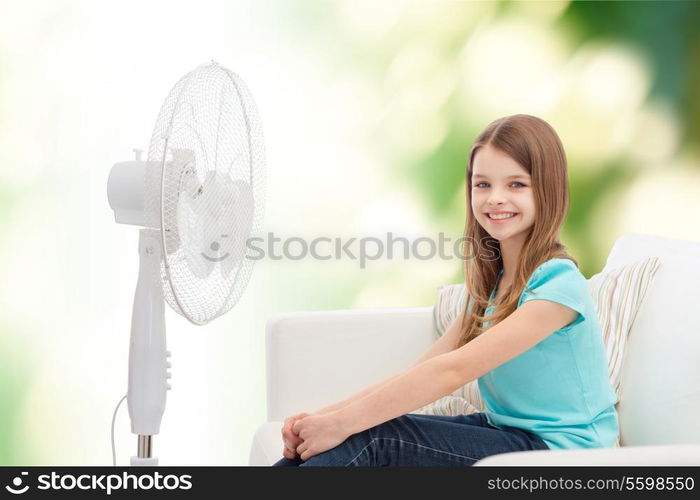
[470,144,536,242]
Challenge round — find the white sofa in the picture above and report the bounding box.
[249,233,700,465]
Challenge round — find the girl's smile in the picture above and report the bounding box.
[485,211,520,224]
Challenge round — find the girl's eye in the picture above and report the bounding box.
[474,182,526,188]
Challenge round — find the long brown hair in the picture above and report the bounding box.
[457,114,578,348]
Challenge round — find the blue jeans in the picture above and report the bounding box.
[272,412,549,467]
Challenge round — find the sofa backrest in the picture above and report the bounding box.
[599,233,700,446]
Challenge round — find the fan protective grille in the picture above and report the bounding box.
[144,61,265,325]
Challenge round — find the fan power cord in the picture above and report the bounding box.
[111,394,128,466]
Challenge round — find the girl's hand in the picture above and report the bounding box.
[292,412,350,461]
[281,412,310,459]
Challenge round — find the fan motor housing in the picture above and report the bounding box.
[107,160,156,227]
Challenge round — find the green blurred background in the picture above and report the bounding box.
[1,0,698,465]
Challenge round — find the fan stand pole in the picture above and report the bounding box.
[135,435,155,465]
[127,228,170,466]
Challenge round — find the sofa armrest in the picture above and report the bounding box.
[265,307,435,422]
[474,444,700,466]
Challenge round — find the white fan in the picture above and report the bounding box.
[107,61,265,465]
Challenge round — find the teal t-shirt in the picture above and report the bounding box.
[477,258,619,450]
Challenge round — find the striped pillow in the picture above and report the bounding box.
[588,257,660,400]
[415,257,661,446]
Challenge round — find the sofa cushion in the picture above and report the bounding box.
[249,422,285,466]
[601,234,700,446]
[589,257,661,400]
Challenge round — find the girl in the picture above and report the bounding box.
[273,114,619,467]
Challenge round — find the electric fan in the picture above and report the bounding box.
[106,61,265,465]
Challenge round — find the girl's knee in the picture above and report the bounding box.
[299,432,371,466]
[301,416,416,466]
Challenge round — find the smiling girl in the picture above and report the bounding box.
[273,114,619,466]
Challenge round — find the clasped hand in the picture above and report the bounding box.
[281,411,350,461]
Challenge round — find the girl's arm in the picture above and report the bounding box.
[335,299,577,435]
[313,376,402,415]
[313,315,466,415]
